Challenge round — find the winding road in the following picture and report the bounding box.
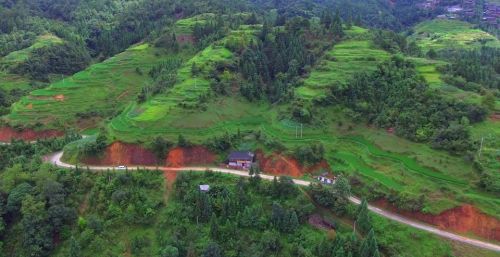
[45,151,500,253]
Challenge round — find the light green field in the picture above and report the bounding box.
[174,13,216,34]
[296,27,390,100]
[3,43,183,128]
[411,19,500,50]
[0,33,63,67]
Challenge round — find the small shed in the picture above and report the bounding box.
[199,185,210,192]
[228,151,255,169]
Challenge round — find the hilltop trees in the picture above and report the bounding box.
[331,56,487,155]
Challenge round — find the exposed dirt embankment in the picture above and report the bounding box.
[83,142,159,166]
[166,146,216,167]
[255,150,331,178]
[0,126,63,142]
[376,200,500,241]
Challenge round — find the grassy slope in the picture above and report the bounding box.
[0,72,32,92]
[411,19,500,50]
[105,22,499,218]
[296,26,390,100]
[0,33,63,67]
[108,26,259,139]
[3,43,182,128]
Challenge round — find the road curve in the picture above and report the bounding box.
[46,151,500,253]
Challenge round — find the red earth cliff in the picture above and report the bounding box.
[83,142,159,166]
[255,150,331,178]
[165,146,216,167]
[376,200,500,241]
[0,126,63,142]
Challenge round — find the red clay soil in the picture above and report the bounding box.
[255,150,332,178]
[375,199,500,241]
[165,146,216,167]
[83,142,160,166]
[0,126,64,142]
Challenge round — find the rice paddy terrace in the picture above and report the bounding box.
[410,19,500,50]
[295,26,390,100]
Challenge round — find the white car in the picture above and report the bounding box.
[116,165,127,170]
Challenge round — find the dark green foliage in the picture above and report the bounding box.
[309,175,351,215]
[372,30,420,55]
[12,43,91,81]
[203,242,223,257]
[440,47,500,90]
[160,245,179,257]
[356,199,372,233]
[360,229,380,257]
[239,17,314,102]
[294,143,325,164]
[331,56,487,155]
[150,137,174,161]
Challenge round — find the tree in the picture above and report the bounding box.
[69,236,81,257]
[210,213,219,240]
[356,199,372,233]
[360,229,380,257]
[481,93,495,111]
[151,137,173,161]
[177,134,190,147]
[160,245,179,257]
[203,242,223,257]
[426,48,437,59]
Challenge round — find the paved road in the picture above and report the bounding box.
[46,151,500,252]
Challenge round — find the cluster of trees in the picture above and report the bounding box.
[330,56,487,155]
[138,58,182,103]
[309,176,351,215]
[439,47,500,91]
[238,17,316,102]
[0,133,82,257]
[372,30,421,56]
[294,143,325,164]
[11,42,91,81]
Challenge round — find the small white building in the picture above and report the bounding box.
[199,185,210,192]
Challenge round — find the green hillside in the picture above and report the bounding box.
[296,27,390,100]
[411,19,500,50]
[4,43,180,128]
[0,33,63,68]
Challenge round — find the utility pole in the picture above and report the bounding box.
[300,123,303,139]
[295,125,298,139]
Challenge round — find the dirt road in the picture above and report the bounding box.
[46,151,500,253]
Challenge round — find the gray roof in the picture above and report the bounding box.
[228,151,255,161]
[199,185,210,191]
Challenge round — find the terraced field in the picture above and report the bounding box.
[109,26,259,139]
[296,27,390,100]
[4,43,176,128]
[411,19,500,50]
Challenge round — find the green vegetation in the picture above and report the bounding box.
[411,19,500,50]
[296,27,390,100]
[4,43,181,128]
[0,34,63,68]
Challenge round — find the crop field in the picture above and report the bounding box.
[296,27,390,100]
[0,33,63,68]
[411,19,500,50]
[3,43,179,128]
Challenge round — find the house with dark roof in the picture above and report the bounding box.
[228,151,255,169]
